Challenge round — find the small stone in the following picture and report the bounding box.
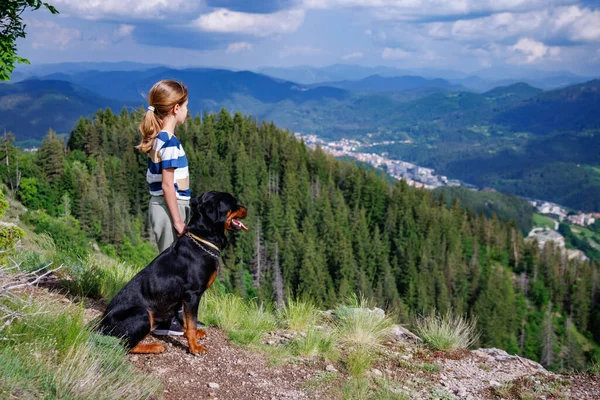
[248,371,257,377]
[401,355,412,360]
[326,365,338,373]
[184,380,189,385]
[371,368,383,377]
[130,355,139,362]
[440,375,447,380]
[208,382,220,389]
[489,380,502,387]
[457,387,467,397]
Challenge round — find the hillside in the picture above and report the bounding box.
[434,186,535,234]
[4,107,600,374]
[497,79,600,134]
[0,79,127,141]
[2,69,599,213]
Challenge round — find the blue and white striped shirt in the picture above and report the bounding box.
[146,131,191,200]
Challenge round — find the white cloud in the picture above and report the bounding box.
[381,47,411,59]
[226,41,254,53]
[192,8,305,37]
[342,51,364,60]
[426,6,600,44]
[511,38,560,63]
[280,45,326,57]
[27,20,81,49]
[115,24,135,37]
[50,0,194,20]
[302,0,573,20]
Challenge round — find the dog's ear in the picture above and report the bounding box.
[201,193,218,222]
[191,194,202,211]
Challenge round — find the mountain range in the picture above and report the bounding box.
[2,63,600,211]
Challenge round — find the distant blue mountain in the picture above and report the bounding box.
[0,79,130,141]
[11,62,165,81]
[257,64,468,84]
[312,74,464,92]
[46,67,348,104]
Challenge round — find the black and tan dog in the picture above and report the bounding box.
[99,191,247,354]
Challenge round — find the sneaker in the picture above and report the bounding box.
[176,309,206,328]
[153,318,184,336]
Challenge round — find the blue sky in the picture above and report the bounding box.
[16,0,600,76]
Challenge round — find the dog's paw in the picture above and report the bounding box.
[188,344,207,356]
[197,328,207,339]
[130,343,166,354]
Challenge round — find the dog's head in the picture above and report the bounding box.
[188,192,248,245]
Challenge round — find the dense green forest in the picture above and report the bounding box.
[2,108,599,371]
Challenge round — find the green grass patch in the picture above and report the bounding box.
[533,213,556,229]
[346,346,374,377]
[415,309,479,351]
[0,295,161,399]
[335,306,395,348]
[279,298,318,331]
[289,327,337,359]
[200,291,277,345]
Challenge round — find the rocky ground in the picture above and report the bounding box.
[39,287,600,399]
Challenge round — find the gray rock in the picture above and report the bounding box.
[208,382,220,389]
[325,365,338,373]
[391,325,422,343]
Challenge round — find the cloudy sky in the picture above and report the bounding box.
[16,0,600,75]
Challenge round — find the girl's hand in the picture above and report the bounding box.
[174,221,186,237]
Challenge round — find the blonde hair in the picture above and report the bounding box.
[136,79,188,152]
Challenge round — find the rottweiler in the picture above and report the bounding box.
[99,191,247,354]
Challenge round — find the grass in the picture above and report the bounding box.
[398,360,440,374]
[346,345,373,377]
[289,327,336,358]
[335,295,395,348]
[533,213,556,229]
[279,298,319,331]
[415,309,479,351]
[200,291,278,345]
[0,295,161,399]
[340,377,411,400]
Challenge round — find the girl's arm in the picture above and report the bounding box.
[162,167,186,236]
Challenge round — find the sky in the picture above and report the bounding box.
[15,0,600,76]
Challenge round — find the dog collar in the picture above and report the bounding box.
[186,232,221,253]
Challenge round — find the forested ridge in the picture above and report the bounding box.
[2,107,600,371]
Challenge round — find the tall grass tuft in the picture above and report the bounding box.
[414,309,479,351]
[289,327,336,358]
[200,291,277,345]
[62,254,143,300]
[279,298,318,331]
[346,345,373,377]
[335,295,394,348]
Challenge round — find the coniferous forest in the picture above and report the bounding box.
[2,107,600,371]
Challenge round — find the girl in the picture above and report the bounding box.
[137,79,190,336]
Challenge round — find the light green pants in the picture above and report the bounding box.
[149,196,191,253]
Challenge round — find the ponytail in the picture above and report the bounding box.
[136,109,163,152]
[136,79,188,153]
